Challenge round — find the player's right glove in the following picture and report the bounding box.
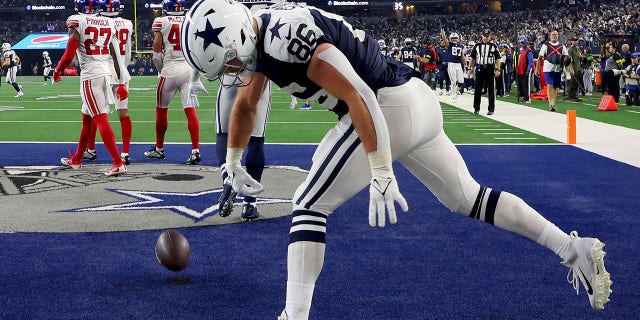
[188,80,209,108]
[226,148,264,196]
[53,70,62,82]
[116,84,128,100]
[367,150,408,227]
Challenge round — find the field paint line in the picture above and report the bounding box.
[493,137,539,140]
[483,132,525,135]
[474,128,513,131]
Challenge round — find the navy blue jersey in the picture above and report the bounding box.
[399,46,416,64]
[379,45,388,58]
[254,3,417,117]
[43,56,52,68]
[446,43,465,64]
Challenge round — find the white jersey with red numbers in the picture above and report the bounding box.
[152,15,189,78]
[66,14,117,80]
[108,16,133,84]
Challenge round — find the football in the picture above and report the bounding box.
[155,229,191,271]
[563,56,572,66]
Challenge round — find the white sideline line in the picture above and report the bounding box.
[483,132,524,135]
[474,128,512,131]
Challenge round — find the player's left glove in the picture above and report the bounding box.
[188,81,209,108]
[367,150,408,227]
[116,84,128,100]
[53,70,62,82]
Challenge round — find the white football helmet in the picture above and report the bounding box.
[42,51,49,57]
[2,43,10,52]
[404,38,412,45]
[449,32,459,44]
[181,0,257,85]
[378,39,385,47]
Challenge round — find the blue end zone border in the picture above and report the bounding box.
[0,143,637,319]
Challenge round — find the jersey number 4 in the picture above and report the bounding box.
[167,24,181,51]
[84,27,113,55]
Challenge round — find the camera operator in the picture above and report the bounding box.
[603,42,624,102]
[623,53,640,106]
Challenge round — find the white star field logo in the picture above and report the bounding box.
[63,188,291,222]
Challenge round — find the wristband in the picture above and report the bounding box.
[367,150,392,175]
[226,147,244,168]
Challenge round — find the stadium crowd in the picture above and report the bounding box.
[0,0,638,75]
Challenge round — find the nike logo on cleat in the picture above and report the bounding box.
[579,267,594,295]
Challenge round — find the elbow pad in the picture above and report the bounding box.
[317,46,390,152]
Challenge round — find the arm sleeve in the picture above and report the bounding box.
[55,38,79,72]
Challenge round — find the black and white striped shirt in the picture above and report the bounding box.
[470,42,501,66]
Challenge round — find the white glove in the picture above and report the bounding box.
[225,148,264,196]
[188,81,209,108]
[227,163,264,196]
[367,150,408,227]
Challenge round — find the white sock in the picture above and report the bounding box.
[537,222,575,262]
[285,281,314,320]
[192,148,199,154]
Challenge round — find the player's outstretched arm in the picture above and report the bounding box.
[308,43,408,227]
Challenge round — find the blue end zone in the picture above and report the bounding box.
[0,143,637,319]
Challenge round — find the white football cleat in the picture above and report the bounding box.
[563,231,612,310]
[60,157,82,170]
[104,164,127,177]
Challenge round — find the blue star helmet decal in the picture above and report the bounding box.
[195,19,225,50]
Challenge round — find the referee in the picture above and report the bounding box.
[468,29,501,115]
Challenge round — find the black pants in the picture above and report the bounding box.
[567,70,584,99]
[604,72,621,102]
[517,72,531,101]
[474,66,496,112]
[626,89,640,106]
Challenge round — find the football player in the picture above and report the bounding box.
[397,37,416,70]
[182,1,612,318]
[55,0,129,176]
[2,43,24,97]
[42,51,53,86]
[377,39,388,57]
[145,0,201,165]
[441,31,467,100]
[84,0,134,165]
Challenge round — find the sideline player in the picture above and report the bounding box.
[42,51,53,86]
[182,1,612,318]
[84,0,133,165]
[2,43,24,97]
[55,0,129,176]
[144,0,201,165]
[441,30,467,101]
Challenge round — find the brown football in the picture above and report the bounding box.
[155,229,191,271]
[563,56,572,66]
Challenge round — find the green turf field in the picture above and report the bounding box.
[5,75,630,144]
